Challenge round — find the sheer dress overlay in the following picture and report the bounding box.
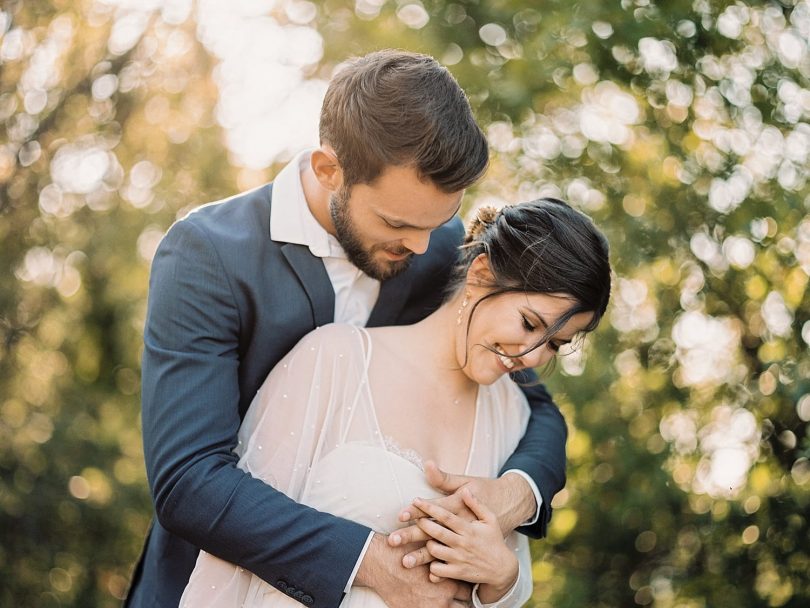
[180,324,533,608]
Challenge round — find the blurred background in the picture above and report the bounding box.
[1,0,809,606]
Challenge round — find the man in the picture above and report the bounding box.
[127,50,567,608]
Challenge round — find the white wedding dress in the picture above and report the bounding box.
[180,324,533,608]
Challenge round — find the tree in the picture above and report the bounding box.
[1,1,807,606]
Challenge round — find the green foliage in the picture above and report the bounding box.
[1,0,808,606]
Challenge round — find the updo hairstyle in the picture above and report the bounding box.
[455,198,611,358]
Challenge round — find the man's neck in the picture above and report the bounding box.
[300,162,336,236]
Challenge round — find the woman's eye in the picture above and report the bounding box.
[521,315,535,332]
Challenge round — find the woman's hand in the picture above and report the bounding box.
[412,488,518,603]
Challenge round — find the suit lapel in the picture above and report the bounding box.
[280,243,335,327]
[366,264,415,327]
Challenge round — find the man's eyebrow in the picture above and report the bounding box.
[379,201,462,230]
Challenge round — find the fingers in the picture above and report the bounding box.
[424,460,450,490]
[413,497,466,534]
[424,460,469,494]
[402,535,456,568]
[401,537,456,569]
[460,487,494,523]
[426,539,453,562]
[402,545,432,568]
[429,572,445,583]
[400,492,474,525]
[387,525,429,547]
[429,560,457,580]
[416,517,460,547]
[399,491,465,523]
[398,503,428,523]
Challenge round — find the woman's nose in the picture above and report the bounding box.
[523,343,555,369]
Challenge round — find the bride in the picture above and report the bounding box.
[179,197,611,607]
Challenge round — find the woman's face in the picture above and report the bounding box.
[459,291,594,386]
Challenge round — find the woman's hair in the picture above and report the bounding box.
[319,49,489,192]
[454,197,612,360]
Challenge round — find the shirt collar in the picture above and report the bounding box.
[270,150,346,259]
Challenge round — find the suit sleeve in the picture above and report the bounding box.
[140,219,370,608]
[498,368,567,539]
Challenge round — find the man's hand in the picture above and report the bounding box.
[355,533,472,608]
[387,461,536,569]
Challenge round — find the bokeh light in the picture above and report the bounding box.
[1,0,808,606]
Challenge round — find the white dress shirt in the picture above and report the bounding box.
[269,150,542,600]
[271,150,381,326]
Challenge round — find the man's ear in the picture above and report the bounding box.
[310,145,343,192]
[466,253,495,287]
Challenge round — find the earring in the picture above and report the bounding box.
[456,291,471,325]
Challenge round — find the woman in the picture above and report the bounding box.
[180,198,611,607]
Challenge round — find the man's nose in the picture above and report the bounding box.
[401,230,431,255]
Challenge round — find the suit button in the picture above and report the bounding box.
[277,580,288,592]
[302,595,313,605]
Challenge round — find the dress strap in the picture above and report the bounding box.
[336,326,373,444]
[355,325,373,373]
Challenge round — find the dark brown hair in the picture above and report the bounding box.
[457,198,612,361]
[319,49,489,192]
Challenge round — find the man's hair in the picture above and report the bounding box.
[319,49,489,192]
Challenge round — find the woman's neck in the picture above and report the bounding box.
[405,294,479,398]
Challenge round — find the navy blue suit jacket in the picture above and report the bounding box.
[126,183,567,608]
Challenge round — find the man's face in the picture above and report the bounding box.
[330,165,464,281]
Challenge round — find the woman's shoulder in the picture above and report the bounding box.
[270,323,370,387]
[290,323,370,359]
[310,322,366,339]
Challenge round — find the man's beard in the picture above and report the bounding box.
[330,187,413,282]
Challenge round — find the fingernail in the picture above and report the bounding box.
[400,512,411,521]
[403,556,415,568]
[390,534,400,546]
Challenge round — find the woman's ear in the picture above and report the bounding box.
[466,253,495,287]
[310,145,343,192]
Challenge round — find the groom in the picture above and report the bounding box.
[127,50,567,608]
